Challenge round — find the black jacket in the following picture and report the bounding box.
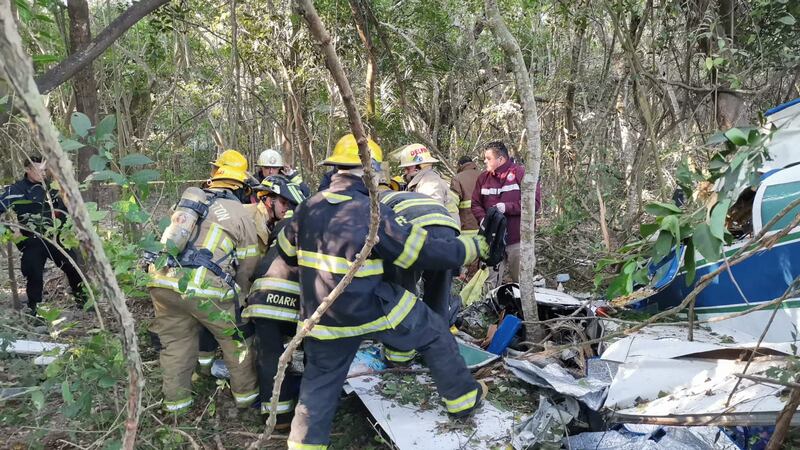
[276,173,479,340]
[0,177,66,236]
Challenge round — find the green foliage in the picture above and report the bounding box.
[598,125,773,299]
[40,332,126,426]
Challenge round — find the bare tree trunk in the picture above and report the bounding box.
[249,0,382,446]
[229,0,241,147]
[349,0,376,123]
[6,241,20,310]
[766,387,800,450]
[616,75,639,223]
[484,0,541,329]
[0,5,144,448]
[67,0,99,203]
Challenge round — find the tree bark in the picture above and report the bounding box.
[35,0,170,94]
[0,4,144,448]
[484,0,541,329]
[349,0,376,122]
[249,0,382,446]
[766,387,800,450]
[67,0,99,202]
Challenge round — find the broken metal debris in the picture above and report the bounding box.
[512,395,578,450]
[505,357,609,411]
[566,424,740,450]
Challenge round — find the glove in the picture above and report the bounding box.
[139,250,159,272]
[495,202,506,214]
[474,235,490,260]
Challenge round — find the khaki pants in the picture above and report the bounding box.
[490,243,521,286]
[149,287,258,412]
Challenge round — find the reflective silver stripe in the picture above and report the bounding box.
[480,184,520,195]
[165,398,193,411]
[252,277,301,294]
[243,305,300,322]
[262,400,296,414]
[148,275,234,300]
[233,390,259,405]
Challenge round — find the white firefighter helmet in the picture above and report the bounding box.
[395,143,440,168]
[257,149,284,168]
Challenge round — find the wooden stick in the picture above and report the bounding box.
[734,373,800,390]
[248,1,382,447]
[0,6,144,448]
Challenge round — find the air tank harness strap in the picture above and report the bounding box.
[168,247,243,322]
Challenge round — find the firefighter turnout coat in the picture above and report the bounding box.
[275,173,481,340]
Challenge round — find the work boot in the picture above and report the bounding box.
[448,380,488,420]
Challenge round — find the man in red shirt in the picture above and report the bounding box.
[471,141,540,284]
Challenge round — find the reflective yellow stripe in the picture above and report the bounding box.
[298,251,384,277]
[394,198,442,212]
[384,347,416,362]
[411,213,460,230]
[235,244,260,260]
[380,191,403,203]
[284,209,294,218]
[233,389,259,406]
[287,185,304,203]
[321,192,352,204]
[252,277,300,294]
[458,199,471,208]
[165,397,193,412]
[461,229,479,236]
[278,228,297,257]
[148,273,235,300]
[458,235,477,265]
[287,442,327,450]
[219,236,234,254]
[242,304,300,322]
[444,388,478,413]
[201,223,225,251]
[309,291,416,340]
[394,225,427,269]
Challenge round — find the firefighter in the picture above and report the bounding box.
[242,175,306,427]
[378,186,462,364]
[0,156,85,314]
[146,149,261,413]
[255,149,310,196]
[395,143,460,225]
[278,134,491,449]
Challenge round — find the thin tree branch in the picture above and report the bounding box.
[0,221,104,330]
[0,5,144,448]
[35,0,171,94]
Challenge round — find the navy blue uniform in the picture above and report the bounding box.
[243,217,301,423]
[0,177,84,312]
[277,173,484,449]
[378,190,462,363]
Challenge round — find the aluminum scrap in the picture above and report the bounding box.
[505,358,609,410]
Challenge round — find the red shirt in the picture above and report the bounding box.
[470,160,540,245]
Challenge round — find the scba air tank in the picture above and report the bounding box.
[160,187,209,253]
